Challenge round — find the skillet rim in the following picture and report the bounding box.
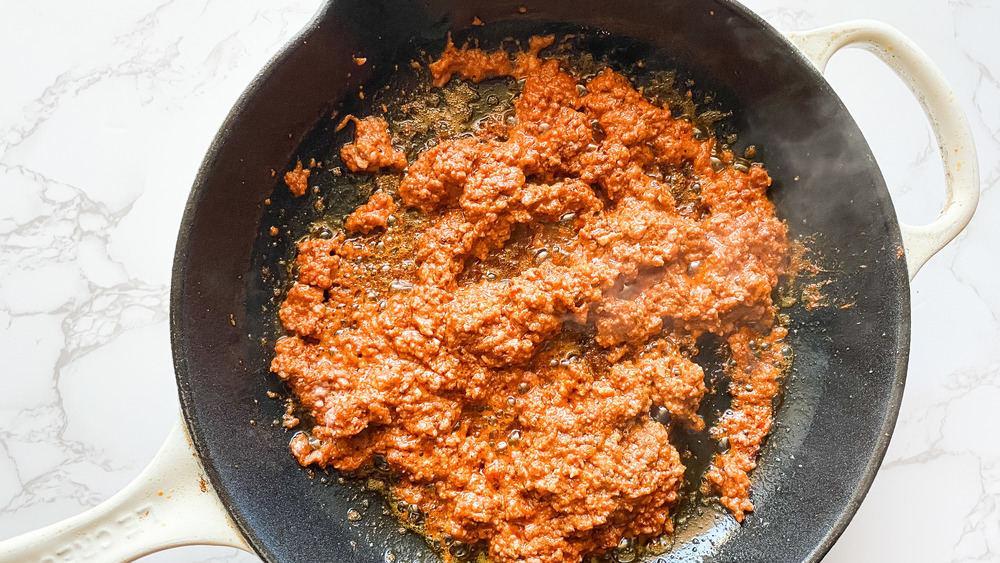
[170,0,911,561]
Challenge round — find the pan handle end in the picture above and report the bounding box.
[0,415,250,562]
[787,20,980,280]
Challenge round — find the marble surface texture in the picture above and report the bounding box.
[1,0,997,561]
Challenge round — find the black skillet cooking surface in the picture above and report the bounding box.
[171,0,909,561]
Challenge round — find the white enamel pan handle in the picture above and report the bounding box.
[0,415,250,562]
[787,20,980,280]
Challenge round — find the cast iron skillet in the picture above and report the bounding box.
[173,0,911,561]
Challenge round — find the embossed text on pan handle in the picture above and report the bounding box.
[0,415,250,562]
[787,20,979,280]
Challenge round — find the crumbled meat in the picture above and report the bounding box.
[272,36,789,563]
[284,160,310,197]
[340,116,407,172]
[345,191,397,233]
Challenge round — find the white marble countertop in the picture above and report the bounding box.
[1,1,996,562]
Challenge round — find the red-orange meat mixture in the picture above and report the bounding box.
[272,36,788,563]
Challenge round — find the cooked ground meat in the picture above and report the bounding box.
[272,35,789,563]
[345,191,397,234]
[339,116,408,172]
[283,160,310,197]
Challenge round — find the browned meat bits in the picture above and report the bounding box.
[271,35,789,563]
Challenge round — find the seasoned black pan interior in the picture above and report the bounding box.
[171,1,909,561]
